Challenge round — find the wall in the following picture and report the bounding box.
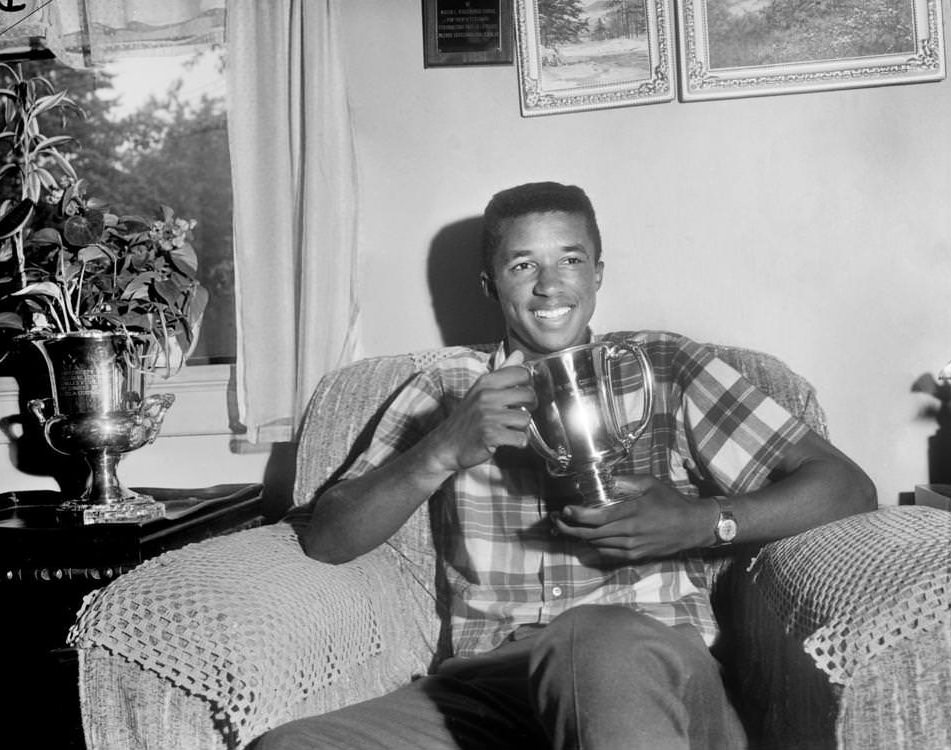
[341,0,951,507]
[2,2,949,509]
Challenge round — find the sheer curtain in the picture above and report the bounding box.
[0,1,225,67]
[227,0,359,444]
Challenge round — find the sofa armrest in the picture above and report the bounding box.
[68,523,435,750]
[714,506,951,749]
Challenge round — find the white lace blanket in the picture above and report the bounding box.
[751,506,951,686]
[67,524,425,748]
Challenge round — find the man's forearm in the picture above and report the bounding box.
[302,434,455,564]
[725,447,877,547]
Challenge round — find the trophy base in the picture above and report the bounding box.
[575,468,630,507]
[582,495,629,508]
[58,493,167,525]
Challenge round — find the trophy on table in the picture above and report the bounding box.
[523,340,654,507]
[22,331,175,524]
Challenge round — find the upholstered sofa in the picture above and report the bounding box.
[68,341,951,750]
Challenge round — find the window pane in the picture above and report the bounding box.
[0,50,235,363]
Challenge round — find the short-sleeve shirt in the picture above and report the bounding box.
[340,331,810,657]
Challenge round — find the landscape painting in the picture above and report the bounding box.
[515,0,677,116]
[677,0,946,101]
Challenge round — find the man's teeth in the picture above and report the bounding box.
[534,307,571,320]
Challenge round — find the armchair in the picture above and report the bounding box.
[68,342,951,749]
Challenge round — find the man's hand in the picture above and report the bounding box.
[551,475,717,562]
[425,350,537,473]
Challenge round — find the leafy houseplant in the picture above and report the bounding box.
[0,63,208,374]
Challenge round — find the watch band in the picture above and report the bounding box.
[712,496,738,547]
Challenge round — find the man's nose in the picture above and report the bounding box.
[533,265,560,295]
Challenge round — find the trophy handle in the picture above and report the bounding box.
[27,397,73,456]
[521,362,573,472]
[138,393,176,445]
[526,417,571,471]
[603,341,654,449]
[27,397,53,425]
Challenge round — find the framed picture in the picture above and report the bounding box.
[677,0,946,102]
[423,0,514,67]
[514,0,677,116]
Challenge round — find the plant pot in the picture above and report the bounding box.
[21,331,174,524]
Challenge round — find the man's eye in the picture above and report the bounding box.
[511,262,533,272]
[563,256,584,265]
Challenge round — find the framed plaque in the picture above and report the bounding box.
[423,0,514,67]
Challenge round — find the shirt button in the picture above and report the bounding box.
[551,586,563,597]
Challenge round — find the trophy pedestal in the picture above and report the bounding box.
[55,448,170,525]
[574,466,626,507]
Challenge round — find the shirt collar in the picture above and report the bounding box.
[489,328,597,370]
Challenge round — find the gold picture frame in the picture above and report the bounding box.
[514,0,676,116]
[677,0,946,102]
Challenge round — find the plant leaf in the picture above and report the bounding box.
[0,311,25,330]
[0,198,34,240]
[34,166,60,190]
[28,227,63,245]
[10,280,63,301]
[32,134,73,152]
[45,148,77,180]
[154,279,182,306]
[78,245,112,263]
[32,91,72,117]
[170,243,198,276]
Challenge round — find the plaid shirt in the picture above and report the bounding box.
[341,331,809,657]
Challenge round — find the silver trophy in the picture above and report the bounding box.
[22,331,174,524]
[524,340,654,507]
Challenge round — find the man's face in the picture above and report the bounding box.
[487,210,603,359]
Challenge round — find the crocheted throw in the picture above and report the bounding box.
[68,524,422,747]
[751,506,951,685]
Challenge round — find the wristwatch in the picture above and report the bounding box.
[712,496,738,546]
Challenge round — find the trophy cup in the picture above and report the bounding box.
[523,340,654,507]
[22,331,174,525]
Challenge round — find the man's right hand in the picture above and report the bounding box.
[426,350,537,472]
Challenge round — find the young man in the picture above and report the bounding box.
[257,182,876,750]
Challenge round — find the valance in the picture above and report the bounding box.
[0,0,224,67]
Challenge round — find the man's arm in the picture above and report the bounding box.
[552,430,877,561]
[303,352,534,564]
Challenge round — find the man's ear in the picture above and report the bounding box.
[480,272,498,300]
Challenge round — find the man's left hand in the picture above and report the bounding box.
[551,475,717,562]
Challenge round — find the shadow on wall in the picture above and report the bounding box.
[427,216,504,347]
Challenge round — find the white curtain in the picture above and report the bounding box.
[227,0,360,444]
[0,1,226,67]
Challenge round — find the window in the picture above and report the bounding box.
[0,49,235,363]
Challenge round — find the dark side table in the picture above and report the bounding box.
[0,483,265,749]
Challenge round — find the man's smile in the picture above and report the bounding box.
[533,305,573,321]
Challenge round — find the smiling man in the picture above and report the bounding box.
[257,182,876,750]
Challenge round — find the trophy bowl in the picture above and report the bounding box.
[21,331,174,525]
[524,340,654,507]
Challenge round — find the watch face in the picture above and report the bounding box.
[718,517,738,542]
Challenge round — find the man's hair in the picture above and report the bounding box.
[481,181,602,277]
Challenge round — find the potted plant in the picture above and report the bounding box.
[0,63,208,373]
[0,63,209,521]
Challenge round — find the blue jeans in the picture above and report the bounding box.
[251,605,747,750]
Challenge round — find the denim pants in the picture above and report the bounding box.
[251,604,747,750]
